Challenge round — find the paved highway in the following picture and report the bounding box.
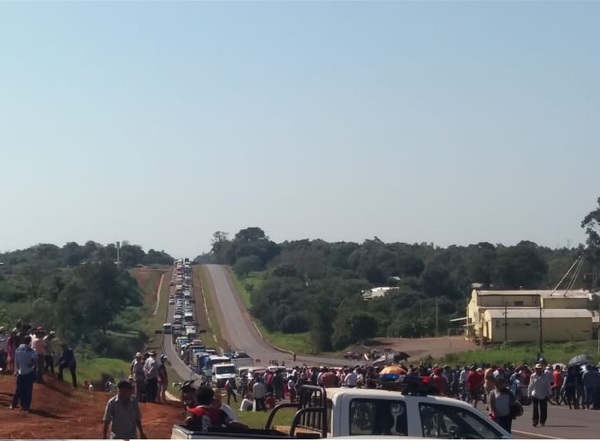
[204,264,353,367]
[510,403,600,439]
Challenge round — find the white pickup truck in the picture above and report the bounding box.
[171,384,512,439]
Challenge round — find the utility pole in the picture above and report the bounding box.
[435,297,439,337]
[116,241,121,267]
[538,296,544,356]
[504,302,508,343]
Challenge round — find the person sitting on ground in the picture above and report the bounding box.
[184,385,248,432]
[239,393,253,412]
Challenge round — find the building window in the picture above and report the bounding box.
[514,301,524,307]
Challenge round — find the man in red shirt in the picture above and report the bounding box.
[466,367,485,409]
[185,386,248,432]
[552,365,564,404]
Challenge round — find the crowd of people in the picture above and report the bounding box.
[129,350,169,404]
[224,359,600,434]
[0,322,78,412]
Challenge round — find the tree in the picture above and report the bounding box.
[582,197,600,290]
[494,241,548,289]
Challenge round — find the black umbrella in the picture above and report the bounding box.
[568,354,593,367]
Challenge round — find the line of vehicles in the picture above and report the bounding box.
[164,259,258,389]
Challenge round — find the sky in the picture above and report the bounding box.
[1,1,599,258]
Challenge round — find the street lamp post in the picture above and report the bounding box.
[538,297,544,357]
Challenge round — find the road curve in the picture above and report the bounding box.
[203,264,349,367]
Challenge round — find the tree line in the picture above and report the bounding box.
[207,197,600,352]
[0,241,174,358]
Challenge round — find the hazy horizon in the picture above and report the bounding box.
[1,1,598,258]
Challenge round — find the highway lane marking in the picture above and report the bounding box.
[512,430,560,439]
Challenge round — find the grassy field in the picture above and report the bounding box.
[230,269,266,309]
[232,271,316,354]
[438,340,599,366]
[232,406,296,428]
[77,357,132,386]
[136,267,171,352]
[194,266,223,351]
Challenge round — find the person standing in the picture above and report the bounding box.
[5,329,19,374]
[528,363,552,427]
[31,327,46,383]
[225,376,237,405]
[58,343,78,388]
[43,331,56,376]
[10,335,37,412]
[102,380,146,439]
[252,377,267,411]
[131,352,146,402]
[157,355,169,403]
[0,326,8,372]
[489,379,514,433]
[551,365,564,405]
[143,351,159,403]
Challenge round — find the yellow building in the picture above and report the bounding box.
[465,289,592,343]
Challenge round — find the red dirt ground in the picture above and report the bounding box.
[0,374,185,439]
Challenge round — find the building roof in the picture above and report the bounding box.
[362,287,396,299]
[474,289,589,298]
[484,308,592,319]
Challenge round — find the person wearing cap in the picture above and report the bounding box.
[143,351,159,404]
[102,380,146,439]
[31,327,46,383]
[58,343,77,388]
[528,363,552,427]
[43,331,56,376]
[131,352,146,402]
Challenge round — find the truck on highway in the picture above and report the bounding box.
[211,362,237,388]
[171,383,512,439]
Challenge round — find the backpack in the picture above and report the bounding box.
[510,401,524,419]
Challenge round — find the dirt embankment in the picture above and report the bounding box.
[0,374,185,439]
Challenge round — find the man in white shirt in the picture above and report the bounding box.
[143,351,159,403]
[528,363,552,427]
[343,369,358,387]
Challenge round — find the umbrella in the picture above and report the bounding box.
[379,364,407,382]
[380,365,407,375]
[568,354,593,367]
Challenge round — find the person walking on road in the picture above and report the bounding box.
[528,363,552,427]
[102,380,146,439]
[489,379,515,434]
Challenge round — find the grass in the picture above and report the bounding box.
[77,357,132,386]
[229,269,266,309]
[438,340,599,366]
[194,265,221,350]
[233,406,297,428]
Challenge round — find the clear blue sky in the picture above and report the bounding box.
[1,1,599,258]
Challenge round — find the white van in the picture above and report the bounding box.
[211,363,236,388]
